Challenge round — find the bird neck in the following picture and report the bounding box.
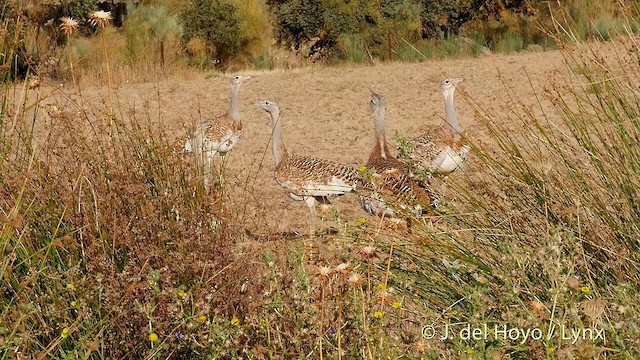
[444,91,462,142]
[372,108,392,159]
[229,85,241,121]
[269,109,288,167]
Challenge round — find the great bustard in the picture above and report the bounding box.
[184,74,252,189]
[255,99,363,236]
[359,92,433,219]
[407,78,470,175]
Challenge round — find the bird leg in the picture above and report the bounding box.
[203,150,214,194]
[217,152,229,194]
[304,196,319,238]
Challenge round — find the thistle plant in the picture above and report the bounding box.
[334,262,350,360]
[315,265,333,360]
[89,10,114,120]
[59,17,79,96]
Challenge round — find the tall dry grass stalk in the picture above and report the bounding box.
[89,11,114,120]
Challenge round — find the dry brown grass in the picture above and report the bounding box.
[2,28,640,359]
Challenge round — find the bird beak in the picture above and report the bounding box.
[451,78,464,86]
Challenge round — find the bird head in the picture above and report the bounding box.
[230,74,252,86]
[254,99,280,114]
[440,78,464,97]
[369,91,386,114]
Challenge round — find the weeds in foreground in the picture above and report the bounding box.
[2,7,640,360]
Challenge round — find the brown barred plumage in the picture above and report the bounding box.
[184,74,251,190]
[358,92,434,219]
[255,99,364,236]
[403,78,470,177]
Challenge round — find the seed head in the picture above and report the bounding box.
[60,17,78,36]
[527,300,546,316]
[360,246,377,259]
[335,262,351,274]
[89,10,112,28]
[347,273,364,287]
[316,266,332,278]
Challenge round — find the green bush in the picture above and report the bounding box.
[180,0,247,68]
[267,0,421,60]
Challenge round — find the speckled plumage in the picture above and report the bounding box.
[358,92,433,218]
[405,78,470,176]
[185,75,251,155]
[184,74,251,190]
[255,99,363,235]
[275,154,362,198]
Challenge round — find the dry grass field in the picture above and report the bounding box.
[5,37,640,358]
[36,48,564,235]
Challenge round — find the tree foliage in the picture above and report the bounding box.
[267,0,421,58]
[180,0,247,67]
[268,0,540,57]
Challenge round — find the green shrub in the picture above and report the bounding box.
[268,0,421,61]
[180,0,247,68]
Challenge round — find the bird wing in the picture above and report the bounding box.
[359,159,433,218]
[275,155,361,197]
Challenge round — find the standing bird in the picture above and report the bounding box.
[185,74,252,190]
[255,99,363,237]
[359,92,433,219]
[406,78,470,176]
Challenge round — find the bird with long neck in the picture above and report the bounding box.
[255,99,363,237]
[359,92,433,220]
[184,74,252,190]
[368,92,396,165]
[405,78,470,176]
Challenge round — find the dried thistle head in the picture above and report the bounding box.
[27,76,40,90]
[59,17,78,36]
[316,266,333,279]
[346,273,363,287]
[360,246,378,259]
[335,263,351,275]
[89,10,112,28]
[527,300,547,317]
